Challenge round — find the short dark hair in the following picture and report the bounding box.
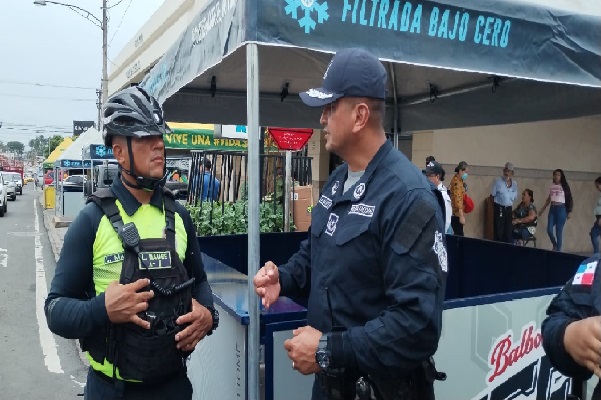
[523,188,534,202]
[204,159,212,169]
[595,176,601,185]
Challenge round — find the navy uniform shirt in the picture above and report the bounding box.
[45,177,214,339]
[542,256,601,384]
[279,140,447,378]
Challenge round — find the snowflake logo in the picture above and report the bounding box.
[284,0,329,34]
[96,146,107,158]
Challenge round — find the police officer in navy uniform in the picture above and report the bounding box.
[253,48,447,400]
[45,86,218,400]
[542,255,601,399]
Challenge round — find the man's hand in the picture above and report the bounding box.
[175,299,213,351]
[105,279,154,329]
[283,326,322,375]
[253,261,281,309]
[564,317,601,377]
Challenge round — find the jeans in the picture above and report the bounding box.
[591,216,601,255]
[547,205,567,251]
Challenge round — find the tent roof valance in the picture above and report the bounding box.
[140,0,601,132]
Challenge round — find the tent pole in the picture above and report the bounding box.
[246,42,261,400]
[389,63,399,149]
[284,150,292,232]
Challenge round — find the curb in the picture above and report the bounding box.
[39,195,89,368]
[39,195,60,262]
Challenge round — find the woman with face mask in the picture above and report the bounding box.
[539,169,574,251]
[450,161,469,236]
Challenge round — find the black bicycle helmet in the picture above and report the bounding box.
[103,86,169,146]
[103,86,170,191]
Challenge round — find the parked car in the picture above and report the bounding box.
[7,172,23,195]
[3,174,16,201]
[60,174,86,192]
[36,172,44,187]
[0,172,7,217]
[44,171,54,186]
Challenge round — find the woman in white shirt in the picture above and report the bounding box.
[590,176,601,255]
[539,169,574,251]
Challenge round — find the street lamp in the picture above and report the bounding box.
[34,0,108,132]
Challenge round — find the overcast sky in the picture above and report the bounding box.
[0,0,164,147]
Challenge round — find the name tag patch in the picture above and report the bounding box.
[139,251,172,270]
[349,203,375,218]
[319,195,333,209]
[104,252,124,264]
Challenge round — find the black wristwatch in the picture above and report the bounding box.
[315,334,331,369]
[205,305,219,336]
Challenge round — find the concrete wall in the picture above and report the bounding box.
[412,115,601,254]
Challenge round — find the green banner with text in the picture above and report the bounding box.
[165,128,249,151]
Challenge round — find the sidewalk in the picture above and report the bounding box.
[40,192,69,262]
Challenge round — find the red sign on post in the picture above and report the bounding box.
[267,127,314,151]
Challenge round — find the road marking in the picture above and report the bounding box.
[34,199,64,374]
[0,248,7,268]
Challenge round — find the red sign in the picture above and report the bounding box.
[267,127,313,151]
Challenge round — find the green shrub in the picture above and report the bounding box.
[186,200,294,236]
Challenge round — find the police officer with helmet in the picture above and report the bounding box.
[254,48,447,400]
[45,86,218,399]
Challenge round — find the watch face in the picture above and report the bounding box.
[316,350,330,369]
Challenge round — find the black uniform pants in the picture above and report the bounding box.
[493,203,513,243]
[84,367,192,400]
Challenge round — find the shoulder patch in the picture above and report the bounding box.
[572,261,598,286]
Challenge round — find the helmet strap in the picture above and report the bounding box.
[119,136,167,192]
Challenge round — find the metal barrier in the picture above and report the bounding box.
[187,150,312,235]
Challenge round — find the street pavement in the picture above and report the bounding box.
[0,183,87,399]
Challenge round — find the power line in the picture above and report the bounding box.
[0,93,95,102]
[109,0,134,46]
[0,79,96,91]
[2,122,71,129]
[108,0,126,9]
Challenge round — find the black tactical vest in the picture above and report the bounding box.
[85,188,194,382]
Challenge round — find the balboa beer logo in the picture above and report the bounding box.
[471,322,571,400]
[283,0,512,49]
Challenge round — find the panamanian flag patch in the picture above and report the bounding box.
[572,261,598,286]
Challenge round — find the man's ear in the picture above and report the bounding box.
[351,103,370,133]
[112,139,126,164]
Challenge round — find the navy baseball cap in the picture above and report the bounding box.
[423,161,444,176]
[299,48,387,107]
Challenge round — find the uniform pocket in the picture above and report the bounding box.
[334,220,370,246]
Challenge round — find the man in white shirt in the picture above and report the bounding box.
[425,161,452,234]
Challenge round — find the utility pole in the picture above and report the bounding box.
[96,89,102,130]
[101,0,108,133]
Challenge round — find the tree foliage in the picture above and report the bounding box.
[6,141,25,155]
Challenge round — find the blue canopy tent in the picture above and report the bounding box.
[139,1,601,398]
